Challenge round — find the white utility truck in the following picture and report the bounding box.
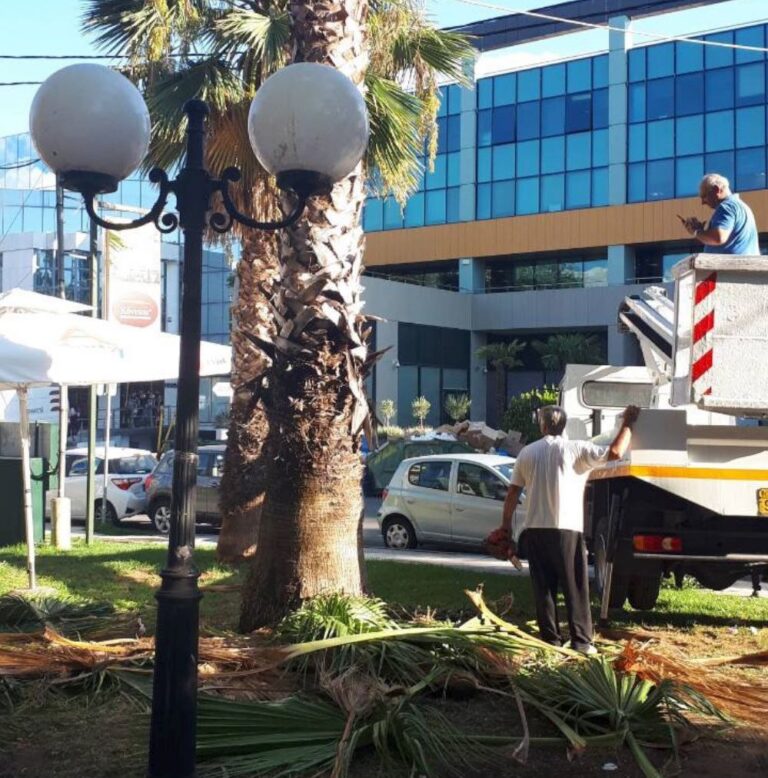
[561,254,768,615]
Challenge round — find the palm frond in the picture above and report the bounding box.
[0,594,122,639]
[391,26,475,87]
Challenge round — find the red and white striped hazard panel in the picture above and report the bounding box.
[691,271,717,399]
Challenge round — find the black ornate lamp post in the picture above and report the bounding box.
[30,62,368,778]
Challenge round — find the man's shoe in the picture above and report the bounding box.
[578,644,599,656]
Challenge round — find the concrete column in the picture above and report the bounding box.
[608,15,632,206]
[374,319,399,415]
[459,257,486,293]
[161,246,181,334]
[459,56,478,222]
[607,244,635,286]
[470,331,488,422]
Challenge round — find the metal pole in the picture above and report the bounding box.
[85,217,98,543]
[55,176,68,498]
[148,100,207,778]
[18,387,37,590]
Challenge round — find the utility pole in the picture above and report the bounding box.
[85,217,98,543]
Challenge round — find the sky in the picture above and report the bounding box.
[1,0,767,139]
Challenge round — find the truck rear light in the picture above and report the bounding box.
[382,488,389,502]
[633,534,683,553]
[111,477,143,491]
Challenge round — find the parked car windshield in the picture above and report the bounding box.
[493,463,513,480]
[100,454,157,475]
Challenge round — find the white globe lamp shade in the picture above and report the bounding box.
[248,63,369,197]
[29,63,151,193]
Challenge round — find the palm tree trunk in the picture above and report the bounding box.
[239,0,370,630]
[216,229,277,563]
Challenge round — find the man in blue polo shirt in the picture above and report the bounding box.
[680,173,760,255]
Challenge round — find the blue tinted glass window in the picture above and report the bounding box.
[646,77,674,120]
[492,105,515,145]
[648,42,674,78]
[675,73,704,115]
[628,83,646,123]
[426,154,447,189]
[706,68,735,111]
[647,119,674,160]
[518,69,540,101]
[492,143,515,180]
[492,180,515,217]
[628,163,646,202]
[565,93,591,132]
[447,151,461,185]
[477,147,492,182]
[478,78,493,109]
[383,197,402,229]
[676,40,703,73]
[629,48,646,82]
[593,55,608,89]
[446,187,461,222]
[736,147,766,191]
[425,190,446,224]
[735,25,765,64]
[541,135,565,173]
[448,85,462,114]
[705,31,734,69]
[706,110,734,152]
[542,63,565,97]
[446,115,461,152]
[736,63,765,106]
[676,156,703,197]
[494,73,516,106]
[705,151,735,183]
[592,129,608,167]
[592,88,608,129]
[592,168,608,206]
[629,124,646,162]
[517,101,540,140]
[541,174,565,212]
[477,183,491,219]
[541,96,565,136]
[517,140,540,177]
[436,116,448,154]
[676,115,704,155]
[363,198,383,231]
[646,159,674,200]
[516,178,539,215]
[437,91,447,118]
[566,132,591,171]
[404,193,425,227]
[566,171,590,209]
[736,106,765,148]
[567,58,591,93]
[478,109,492,146]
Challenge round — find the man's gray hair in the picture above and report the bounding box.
[538,405,567,436]
[700,173,731,193]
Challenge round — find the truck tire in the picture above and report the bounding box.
[627,574,661,610]
[593,518,628,609]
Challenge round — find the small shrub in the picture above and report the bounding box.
[501,386,559,443]
[378,399,396,427]
[378,425,404,440]
[445,393,471,422]
[411,396,431,430]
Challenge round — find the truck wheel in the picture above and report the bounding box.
[593,518,628,609]
[628,575,661,610]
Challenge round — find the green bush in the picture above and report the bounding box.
[501,386,559,444]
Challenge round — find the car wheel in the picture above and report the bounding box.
[627,574,661,610]
[151,499,172,534]
[96,499,119,527]
[593,518,628,609]
[382,516,417,550]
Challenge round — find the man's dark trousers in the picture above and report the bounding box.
[523,528,593,650]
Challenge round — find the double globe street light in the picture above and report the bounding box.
[30,61,368,778]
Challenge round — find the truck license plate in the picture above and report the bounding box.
[757,488,768,516]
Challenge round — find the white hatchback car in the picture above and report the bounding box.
[46,447,157,526]
[378,453,524,550]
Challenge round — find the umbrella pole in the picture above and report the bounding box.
[17,387,36,590]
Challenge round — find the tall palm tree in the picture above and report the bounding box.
[532,333,605,383]
[83,0,474,626]
[475,340,524,427]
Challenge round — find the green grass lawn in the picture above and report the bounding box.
[1,539,766,633]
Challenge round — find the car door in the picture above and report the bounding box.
[401,459,453,541]
[195,452,213,517]
[450,462,508,546]
[65,456,91,518]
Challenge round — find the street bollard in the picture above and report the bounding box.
[51,497,72,550]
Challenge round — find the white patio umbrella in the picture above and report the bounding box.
[0,290,231,588]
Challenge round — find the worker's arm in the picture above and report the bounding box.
[693,226,731,247]
[607,405,640,461]
[501,484,523,531]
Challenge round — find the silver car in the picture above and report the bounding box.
[377,453,524,550]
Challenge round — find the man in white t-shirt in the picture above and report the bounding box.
[494,404,640,654]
